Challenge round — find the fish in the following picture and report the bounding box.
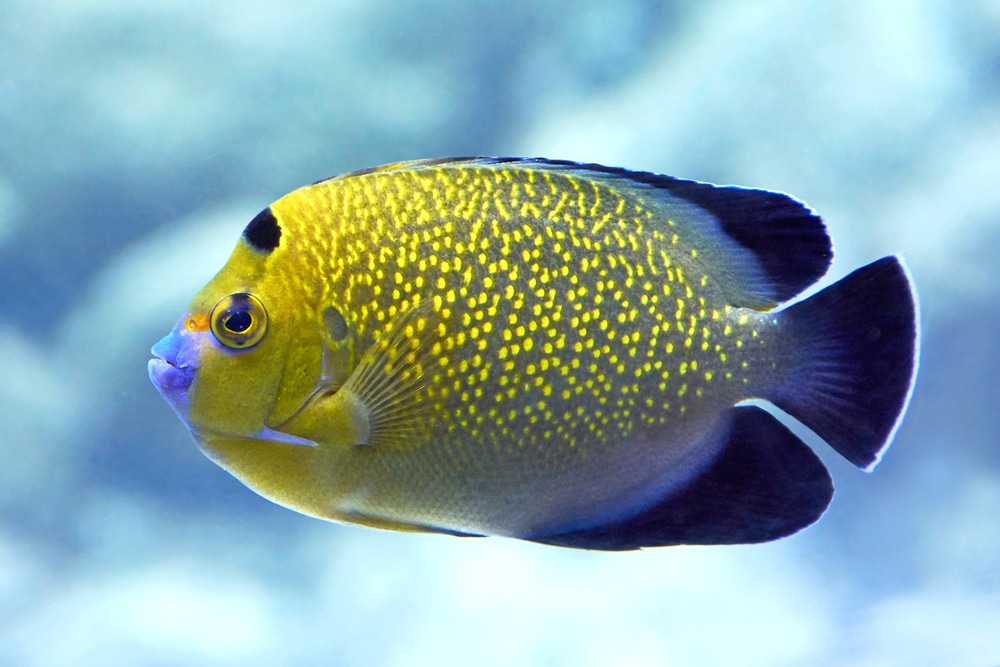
[148,157,919,550]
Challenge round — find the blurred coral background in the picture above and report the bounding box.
[1,2,998,665]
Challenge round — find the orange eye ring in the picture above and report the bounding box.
[210,293,268,349]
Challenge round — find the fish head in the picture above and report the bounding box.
[148,232,327,449]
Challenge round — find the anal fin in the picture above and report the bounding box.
[527,406,833,550]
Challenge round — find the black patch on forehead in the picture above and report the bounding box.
[243,207,281,253]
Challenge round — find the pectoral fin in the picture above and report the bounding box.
[279,298,442,450]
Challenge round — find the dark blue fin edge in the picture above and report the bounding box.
[772,255,919,469]
[525,406,834,551]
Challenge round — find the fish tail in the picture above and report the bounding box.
[770,255,919,470]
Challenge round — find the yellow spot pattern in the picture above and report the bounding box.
[272,160,775,459]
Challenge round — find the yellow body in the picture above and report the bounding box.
[171,159,783,539]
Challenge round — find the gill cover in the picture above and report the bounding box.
[259,210,359,431]
[200,205,360,439]
[264,313,358,431]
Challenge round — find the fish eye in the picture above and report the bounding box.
[210,293,268,349]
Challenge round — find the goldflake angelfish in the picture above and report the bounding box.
[149,158,919,550]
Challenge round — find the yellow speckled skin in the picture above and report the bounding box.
[185,159,788,538]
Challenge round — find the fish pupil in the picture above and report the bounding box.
[226,311,253,333]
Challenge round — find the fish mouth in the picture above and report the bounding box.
[148,355,195,392]
[148,352,194,423]
[148,324,199,409]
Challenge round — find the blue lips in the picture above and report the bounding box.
[148,320,199,419]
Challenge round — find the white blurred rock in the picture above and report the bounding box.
[308,532,830,667]
[853,589,1000,666]
[8,560,280,667]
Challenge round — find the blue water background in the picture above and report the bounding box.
[2,2,998,665]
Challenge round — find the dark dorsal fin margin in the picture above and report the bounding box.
[243,207,282,253]
[312,157,833,302]
[504,159,834,303]
[656,178,833,303]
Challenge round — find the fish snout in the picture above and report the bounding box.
[148,323,199,402]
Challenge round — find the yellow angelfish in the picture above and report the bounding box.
[149,158,919,549]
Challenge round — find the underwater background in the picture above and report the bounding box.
[2,1,998,665]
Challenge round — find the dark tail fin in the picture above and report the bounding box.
[770,256,919,470]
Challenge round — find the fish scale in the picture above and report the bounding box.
[149,157,919,549]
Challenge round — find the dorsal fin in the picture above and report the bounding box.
[650,178,831,303]
[508,159,834,305]
[315,157,832,306]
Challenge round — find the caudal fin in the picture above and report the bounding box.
[770,256,919,470]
